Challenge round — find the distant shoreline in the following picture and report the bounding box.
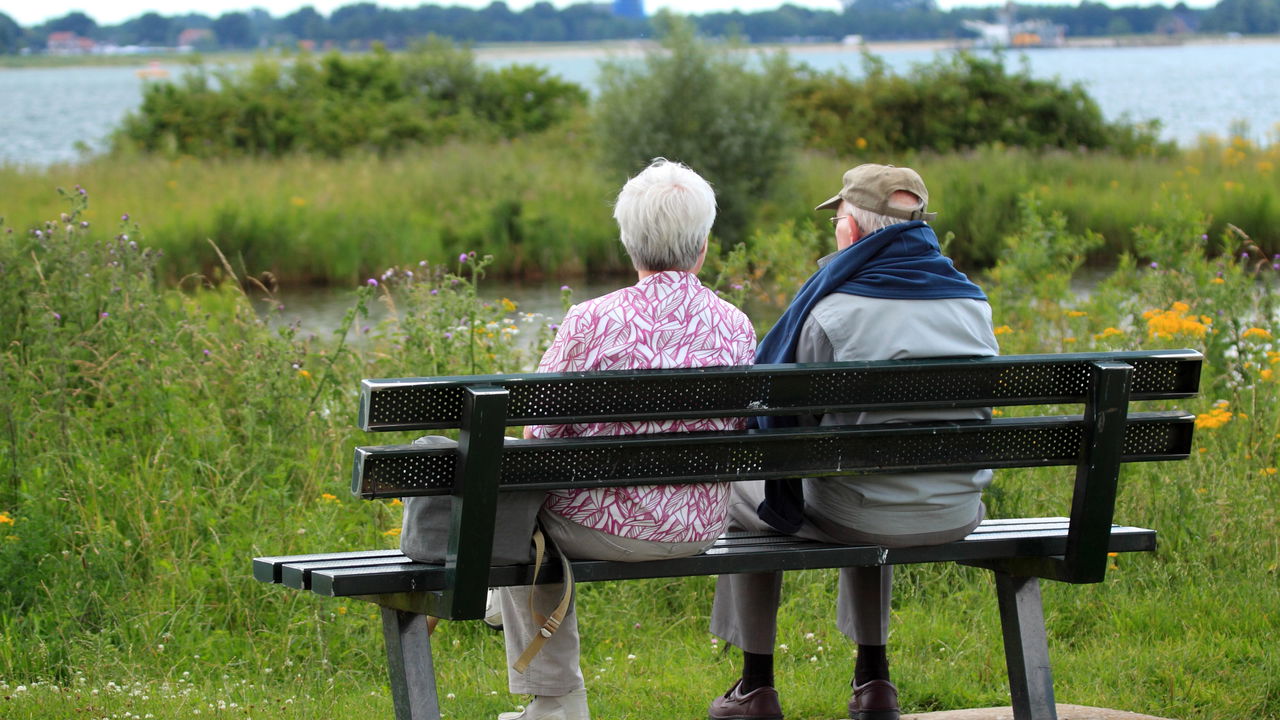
[1,33,1276,70]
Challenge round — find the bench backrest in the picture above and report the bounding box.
[351,349,1201,618]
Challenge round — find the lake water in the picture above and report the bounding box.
[2,39,1278,166]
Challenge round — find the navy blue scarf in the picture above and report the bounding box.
[754,220,987,533]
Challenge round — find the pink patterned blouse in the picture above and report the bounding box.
[529,271,757,543]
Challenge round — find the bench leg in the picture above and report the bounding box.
[381,607,442,720]
[993,571,1058,720]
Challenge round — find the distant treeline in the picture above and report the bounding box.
[2,0,1278,55]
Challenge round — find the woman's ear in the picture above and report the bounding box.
[692,239,710,274]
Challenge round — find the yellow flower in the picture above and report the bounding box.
[1261,468,1277,476]
[1211,277,1226,284]
[4,535,16,542]
[383,528,402,537]
[1094,327,1124,340]
[390,498,403,506]
[320,493,339,503]
[290,196,307,207]
[0,512,14,526]
[1143,302,1209,339]
[1257,160,1274,174]
[992,409,1004,417]
[337,606,348,615]
[1194,406,1233,430]
[298,369,312,379]
[855,137,868,150]
[993,325,1013,336]
[500,297,517,313]
[1107,552,1119,557]
[1261,369,1274,381]
[1242,327,1273,340]
[1064,337,1077,344]
[1066,310,1088,318]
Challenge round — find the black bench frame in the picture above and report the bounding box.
[254,349,1201,720]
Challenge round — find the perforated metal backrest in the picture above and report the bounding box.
[359,350,1202,431]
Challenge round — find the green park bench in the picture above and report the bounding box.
[254,348,1202,720]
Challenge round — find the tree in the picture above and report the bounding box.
[593,13,800,241]
[212,11,255,48]
[0,11,22,53]
[129,12,174,45]
[282,6,326,41]
[44,11,98,38]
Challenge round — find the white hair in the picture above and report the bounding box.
[613,158,716,272]
[844,190,924,236]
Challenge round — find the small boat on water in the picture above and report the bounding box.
[136,61,169,79]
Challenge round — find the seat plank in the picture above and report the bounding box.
[302,521,1155,598]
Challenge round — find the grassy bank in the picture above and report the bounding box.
[3,135,1277,285]
[2,186,1278,718]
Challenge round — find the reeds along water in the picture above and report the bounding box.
[3,136,1278,288]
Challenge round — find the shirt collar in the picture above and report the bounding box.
[635,270,702,288]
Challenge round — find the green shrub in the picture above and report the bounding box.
[592,13,800,242]
[111,39,588,158]
[786,51,1169,157]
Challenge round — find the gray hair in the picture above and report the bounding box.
[845,190,925,236]
[613,158,716,272]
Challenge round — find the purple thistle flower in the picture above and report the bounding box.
[52,312,61,320]
[367,278,378,287]
[430,289,438,295]
[1200,234,1208,240]
[100,312,109,318]
[560,285,570,291]
[34,230,43,238]
[1273,264,1279,270]
[203,349,211,356]
[458,253,468,263]
[1241,251,1250,259]
[468,251,476,259]
[121,214,130,222]
[1149,262,1158,269]
[443,332,453,339]
[80,221,89,228]
[731,283,744,290]
[549,324,560,331]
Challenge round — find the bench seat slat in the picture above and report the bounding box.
[252,549,403,583]
[360,350,1201,431]
[354,411,1194,499]
[289,520,1155,598]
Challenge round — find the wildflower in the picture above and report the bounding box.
[855,137,868,150]
[390,498,403,506]
[731,283,744,291]
[1211,277,1225,284]
[1241,327,1272,340]
[367,278,378,287]
[321,493,339,503]
[203,349,211,356]
[501,298,517,313]
[100,312,109,319]
[0,512,14,525]
[1143,302,1209,339]
[1261,468,1277,476]
[459,253,469,263]
[298,369,311,379]
[1095,327,1124,339]
[1149,261,1158,269]
[1261,369,1274,381]
[1066,310,1087,318]
[290,196,307,207]
[80,221,89,228]
[52,312,61,320]
[121,214,130,222]
[383,528,401,537]
[1107,552,1119,558]
[337,606,348,615]
[993,325,1013,336]
[1194,406,1233,430]
[560,285,571,291]
[1064,337,1077,344]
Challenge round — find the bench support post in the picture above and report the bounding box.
[381,607,441,720]
[994,571,1058,720]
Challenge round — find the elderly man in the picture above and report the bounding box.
[708,164,998,720]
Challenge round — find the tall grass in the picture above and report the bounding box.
[4,136,1277,285]
[1,181,1278,719]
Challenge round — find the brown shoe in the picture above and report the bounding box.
[849,679,899,720]
[708,679,783,720]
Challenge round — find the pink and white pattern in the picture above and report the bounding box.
[530,271,756,543]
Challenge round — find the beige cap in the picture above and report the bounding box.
[815,163,937,221]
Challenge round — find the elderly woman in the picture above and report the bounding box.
[489,158,757,720]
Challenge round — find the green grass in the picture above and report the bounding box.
[2,168,1279,719]
[4,136,1277,286]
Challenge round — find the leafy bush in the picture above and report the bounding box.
[786,51,1169,157]
[593,13,800,241]
[111,39,587,158]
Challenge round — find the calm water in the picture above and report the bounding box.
[2,40,1278,166]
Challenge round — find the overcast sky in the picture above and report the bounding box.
[5,0,1213,27]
